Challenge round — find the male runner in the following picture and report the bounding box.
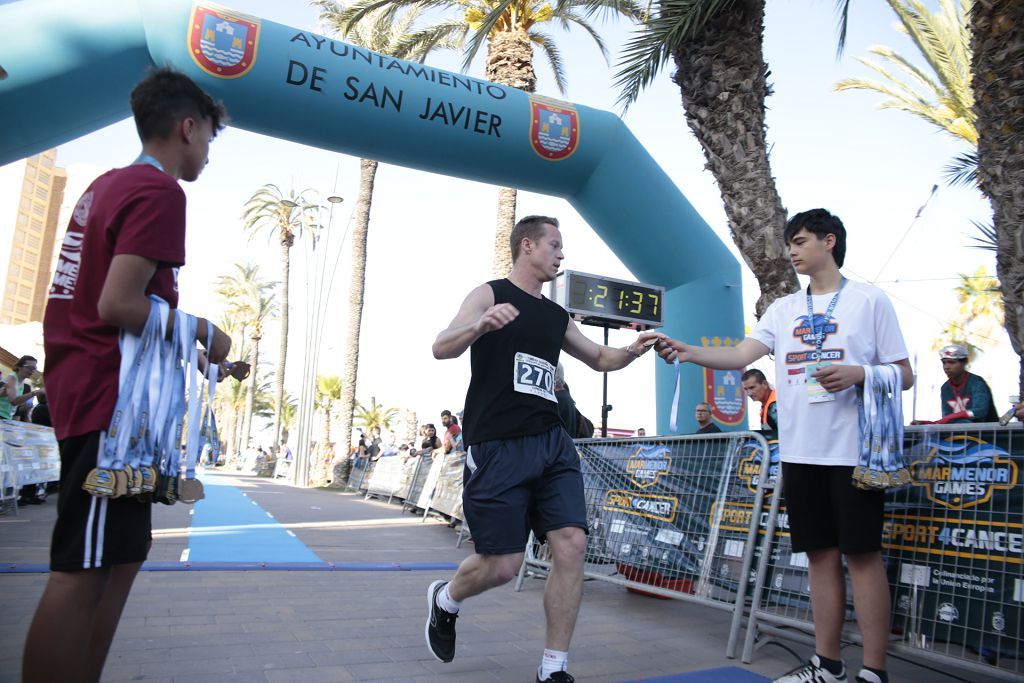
[427,215,661,683]
[23,68,236,683]
[657,209,912,683]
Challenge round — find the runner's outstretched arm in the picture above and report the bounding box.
[656,337,769,371]
[561,322,664,372]
[432,284,518,359]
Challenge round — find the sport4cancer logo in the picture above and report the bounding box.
[909,435,1017,510]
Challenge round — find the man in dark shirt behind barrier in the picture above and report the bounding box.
[427,215,662,683]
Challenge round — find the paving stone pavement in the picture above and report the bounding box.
[0,471,1005,682]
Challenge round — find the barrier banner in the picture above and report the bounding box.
[430,452,466,521]
[1,420,60,487]
[884,427,1022,658]
[364,456,404,498]
[415,453,447,511]
[577,435,764,596]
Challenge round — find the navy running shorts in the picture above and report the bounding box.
[462,426,588,555]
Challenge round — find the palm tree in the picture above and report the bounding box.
[329,0,642,277]
[933,266,1003,357]
[241,186,316,453]
[280,392,298,444]
[353,396,399,433]
[316,2,460,469]
[613,0,797,316]
[214,262,277,451]
[315,374,344,446]
[835,0,976,184]
[969,1,1024,396]
[834,0,1024,395]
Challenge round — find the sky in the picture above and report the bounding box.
[3,0,1014,444]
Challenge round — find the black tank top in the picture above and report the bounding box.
[462,279,569,445]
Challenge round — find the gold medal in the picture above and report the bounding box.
[141,466,158,493]
[178,477,205,503]
[113,469,129,498]
[82,467,117,497]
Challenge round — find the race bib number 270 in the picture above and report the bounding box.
[513,352,557,402]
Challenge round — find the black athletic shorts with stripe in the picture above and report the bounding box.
[462,426,588,555]
[51,431,152,571]
[781,462,885,555]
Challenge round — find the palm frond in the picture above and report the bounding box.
[531,30,568,95]
[966,220,996,251]
[461,0,515,73]
[556,10,610,64]
[943,150,978,187]
[614,0,738,111]
[834,0,852,57]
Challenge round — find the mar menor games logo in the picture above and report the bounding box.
[736,438,779,494]
[793,312,838,346]
[189,3,260,79]
[909,435,1017,510]
[625,445,671,489]
[529,95,579,161]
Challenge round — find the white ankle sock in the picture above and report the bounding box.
[436,582,461,613]
[538,649,568,680]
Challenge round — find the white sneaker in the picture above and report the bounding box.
[854,669,883,683]
[773,655,847,683]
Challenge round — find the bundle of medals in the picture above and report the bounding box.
[853,363,911,490]
[82,296,220,505]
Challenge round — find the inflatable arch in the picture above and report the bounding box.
[0,0,747,434]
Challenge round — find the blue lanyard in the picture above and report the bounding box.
[133,153,165,172]
[805,277,846,365]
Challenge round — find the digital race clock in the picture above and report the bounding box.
[550,270,665,329]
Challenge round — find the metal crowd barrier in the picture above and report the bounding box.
[741,423,1022,682]
[514,431,774,658]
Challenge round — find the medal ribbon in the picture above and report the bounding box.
[806,277,846,366]
[669,358,682,432]
[855,363,908,489]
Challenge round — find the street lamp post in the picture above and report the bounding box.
[292,193,345,487]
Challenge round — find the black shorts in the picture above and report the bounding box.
[462,426,588,555]
[51,431,152,571]
[781,462,884,555]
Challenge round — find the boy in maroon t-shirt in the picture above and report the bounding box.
[23,68,235,683]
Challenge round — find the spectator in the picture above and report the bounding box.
[30,390,52,427]
[1,355,42,421]
[421,423,442,456]
[937,344,997,423]
[441,410,463,453]
[281,440,293,463]
[367,427,382,460]
[694,402,721,433]
[380,433,400,457]
[1014,402,1024,422]
[742,368,778,432]
[636,428,646,437]
[552,363,579,437]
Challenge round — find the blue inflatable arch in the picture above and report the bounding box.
[0,0,746,434]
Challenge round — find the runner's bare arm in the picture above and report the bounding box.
[656,337,769,370]
[561,322,665,372]
[98,254,231,363]
[433,284,517,359]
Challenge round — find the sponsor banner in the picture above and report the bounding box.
[430,452,466,521]
[364,456,404,497]
[580,437,768,597]
[883,429,1022,656]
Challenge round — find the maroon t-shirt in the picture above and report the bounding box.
[43,164,185,441]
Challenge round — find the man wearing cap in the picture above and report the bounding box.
[937,344,998,423]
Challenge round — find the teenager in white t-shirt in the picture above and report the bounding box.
[656,210,913,683]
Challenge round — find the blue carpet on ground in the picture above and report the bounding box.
[187,476,322,563]
[620,667,771,683]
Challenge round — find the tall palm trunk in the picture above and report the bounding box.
[337,158,379,468]
[243,334,261,449]
[487,31,537,277]
[970,0,1024,395]
[669,0,797,316]
[273,237,293,451]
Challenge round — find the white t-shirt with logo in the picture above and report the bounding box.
[748,280,908,466]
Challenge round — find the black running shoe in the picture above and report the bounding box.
[425,580,458,663]
[537,672,575,683]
